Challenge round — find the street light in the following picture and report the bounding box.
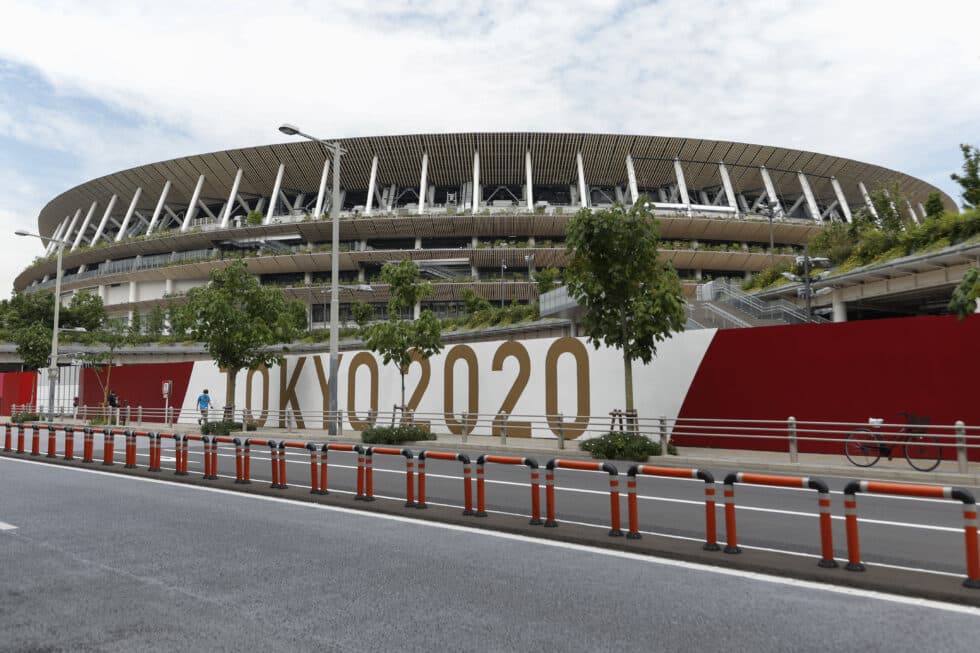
[500,262,508,308]
[780,243,832,322]
[15,229,70,421]
[757,198,777,269]
[279,123,346,435]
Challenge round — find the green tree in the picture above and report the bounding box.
[146,305,166,338]
[128,311,143,338]
[13,323,51,372]
[949,268,979,318]
[81,318,136,413]
[564,198,686,417]
[180,260,305,415]
[461,288,491,316]
[350,300,376,329]
[362,260,443,408]
[924,192,946,220]
[533,267,561,295]
[951,143,980,209]
[65,290,106,332]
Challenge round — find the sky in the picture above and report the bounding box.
[0,0,978,297]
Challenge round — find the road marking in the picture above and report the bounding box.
[0,521,17,530]
[2,455,976,611]
[138,450,965,532]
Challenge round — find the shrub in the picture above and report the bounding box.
[11,412,40,423]
[88,416,119,426]
[579,431,677,461]
[200,420,248,435]
[361,425,436,444]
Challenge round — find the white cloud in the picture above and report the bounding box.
[0,0,977,295]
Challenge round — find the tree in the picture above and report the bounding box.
[350,300,376,329]
[362,260,443,408]
[949,268,979,318]
[461,288,491,316]
[128,311,143,338]
[564,198,686,418]
[951,143,980,209]
[924,192,946,220]
[146,305,166,338]
[81,318,136,415]
[181,260,306,416]
[533,267,561,295]
[12,323,50,406]
[66,291,106,332]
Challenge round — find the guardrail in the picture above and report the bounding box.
[3,419,980,590]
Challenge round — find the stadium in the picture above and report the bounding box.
[14,132,955,323]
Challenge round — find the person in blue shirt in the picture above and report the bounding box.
[197,389,212,425]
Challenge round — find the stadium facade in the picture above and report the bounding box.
[15,133,955,324]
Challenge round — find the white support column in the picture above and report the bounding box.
[917,202,927,219]
[906,199,919,224]
[859,182,879,219]
[418,152,429,215]
[759,166,784,218]
[576,151,588,208]
[625,154,639,204]
[147,181,171,235]
[45,218,69,255]
[220,169,243,228]
[180,175,205,232]
[831,290,846,323]
[673,158,690,212]
[472,151,480,214]
[718,163,738,211]
[313,158,330,219]
[61,209,83,251]
[90,194,119,246]
[165,279,174,295]
[365,155,378,216]
[525,150,534,211]
[115,187,142,242]
[72,202,99,250]
[797,172,821,221]
[265,164,285,225]
[830,177,853,223]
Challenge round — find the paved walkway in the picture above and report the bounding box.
[10,417,980,486]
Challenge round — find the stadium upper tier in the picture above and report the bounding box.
[17,133,953,319]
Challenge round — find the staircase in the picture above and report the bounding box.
[690,279,829,329]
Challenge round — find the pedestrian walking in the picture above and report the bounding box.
[197,389,212,425]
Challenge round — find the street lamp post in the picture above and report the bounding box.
[781,242,832,322]
[15,229,68,421]
[279,123,345,435]
[758,198,776,269]
[500,262,508,308]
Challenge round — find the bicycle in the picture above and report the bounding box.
[844,411,942,472]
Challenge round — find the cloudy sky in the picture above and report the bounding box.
[0,0,978,296]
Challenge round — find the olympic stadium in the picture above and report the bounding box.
[14,133,956,324]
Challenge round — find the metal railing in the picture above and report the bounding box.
[699,278,828,325]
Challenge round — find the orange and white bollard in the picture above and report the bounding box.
[307,443,319,493]
[16,424,26,454]
[46,424,57,458]
[30,424,40,456]
[317,445,329,495]
[125,431,137,468]
[269,441,282,488]
[148,433,161,472]
[3,423,11,452]
[64,426,74,461]
[723,479,739,554]
[102,429,114,466]
[82,427,94,462]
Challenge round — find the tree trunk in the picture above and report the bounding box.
[225,367,240,421]
[623,349,635,432]
[400,370,406,410]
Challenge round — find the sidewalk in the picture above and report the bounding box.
[10,417,980,487]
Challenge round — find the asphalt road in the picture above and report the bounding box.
[1,459,978,652]
[7,426,977,580]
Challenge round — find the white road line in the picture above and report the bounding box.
[1,456,975,617]
[140,451,964,532]
[0,521,17,530]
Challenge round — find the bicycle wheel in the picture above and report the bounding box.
[845,429,881,467]
[905,435,941,472]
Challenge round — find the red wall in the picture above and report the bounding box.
[0,371,37,415]
[675,315,980,459]
[80,361,194,410]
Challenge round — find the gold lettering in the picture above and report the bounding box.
[346,352,379,431]
[545,337,590,438]
[245,364,269,428]
[444,345,479,435]
[403,350,431,430]
[492,341,532,437]
[278,357,306,429]
[313,355,343,430]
